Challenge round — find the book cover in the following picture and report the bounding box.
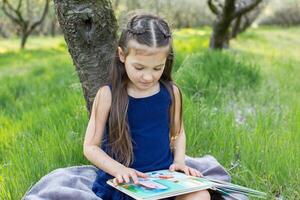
[106,169,214,200]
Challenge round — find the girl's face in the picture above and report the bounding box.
[118,40,169,91]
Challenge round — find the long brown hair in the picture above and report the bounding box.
[108,13,182,166]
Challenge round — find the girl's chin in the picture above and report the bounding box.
[139,82,152,87]
[129,81,154,89]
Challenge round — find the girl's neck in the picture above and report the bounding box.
[127,81,160,98]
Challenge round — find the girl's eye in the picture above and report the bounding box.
[134,66,162,71]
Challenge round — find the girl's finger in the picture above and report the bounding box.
[197,171,203,177]
[189,168,197,177]
[169,164,175,171]
[123,174,130,183]
[113,178,118,186]
[184,167,190,176]
[130,172,139,184]
[194,169,201,177]
[193,169,200,177]
[136,170,148,178]
[117,175,123,184]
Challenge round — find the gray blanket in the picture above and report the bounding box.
[22,155,248,200]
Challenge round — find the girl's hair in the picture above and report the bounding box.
[108,13,182,166]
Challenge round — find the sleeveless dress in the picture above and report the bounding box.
[92,81,175,200]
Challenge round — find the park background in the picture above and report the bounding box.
[0,0,299,199]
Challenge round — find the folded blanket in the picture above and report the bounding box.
[22,155,248,200]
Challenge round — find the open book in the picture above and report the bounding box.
[107,169,267,200]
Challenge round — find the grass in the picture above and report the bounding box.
[0,27,299,199]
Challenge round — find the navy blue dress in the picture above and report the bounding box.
[92,81,174,200]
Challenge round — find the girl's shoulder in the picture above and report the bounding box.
[163,81,181,97]
[94,85,112,108]
[171,83,181,96]
[168,82,182,105]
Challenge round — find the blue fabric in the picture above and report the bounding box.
[92,81,174,200]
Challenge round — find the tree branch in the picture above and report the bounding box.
[207,0,221,15]
[2,0,26,24]
[2,1,21,25]
[232,0,262,19]
[224,0,236,14]
[17,0,23,11]
[215,0,224,10]
[29,0,49,33]
[3,0,15,11]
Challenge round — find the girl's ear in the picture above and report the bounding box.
[118,47,125,63]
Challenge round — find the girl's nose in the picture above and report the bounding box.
[142,74,153,82]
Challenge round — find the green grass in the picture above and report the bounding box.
[173,27,211,71]
[0,27,299,199]
[175,50,261,105]
[0,37,88,199]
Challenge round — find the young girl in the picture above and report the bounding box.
[83,13,211,200]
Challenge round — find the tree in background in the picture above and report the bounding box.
[230,1,266,38]
[54,0,118,115]
[1,0,50,49]
[35,1,60,37]
[208,0,263,49]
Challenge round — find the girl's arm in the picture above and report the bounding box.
[172,125,186,164]
[172,85,186,165]
[170,85,202,177]
[83,86,124,176]
[83,86,147,184]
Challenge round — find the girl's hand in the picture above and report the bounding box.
[113,166,148,186]
[169,162,203,177]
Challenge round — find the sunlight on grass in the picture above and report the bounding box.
[172,27,211,71]
[174,27,209,37]
[0,36,65,53]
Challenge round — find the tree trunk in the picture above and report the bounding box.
[209,16,232,49]
[208,0,263,49]
[20,24,29,49]
[21,32,29,49]
[2,0,50,49]
[53,0,118,115]
[50,17,56,37]
[209,0,235,49]
[231,15,241,39]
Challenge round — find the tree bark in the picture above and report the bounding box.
[230,1,266,39]
[209,0,235,49]
[208,0,262,49]
[21,31,29,49]
[231,15,242,39]
[53,0,118,115]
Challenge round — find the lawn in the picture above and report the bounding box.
[0,27,299,199]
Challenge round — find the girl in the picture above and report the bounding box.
[83,13,211,200]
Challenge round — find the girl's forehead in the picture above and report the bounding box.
[127,48,168,64]
[127,40,170,56]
